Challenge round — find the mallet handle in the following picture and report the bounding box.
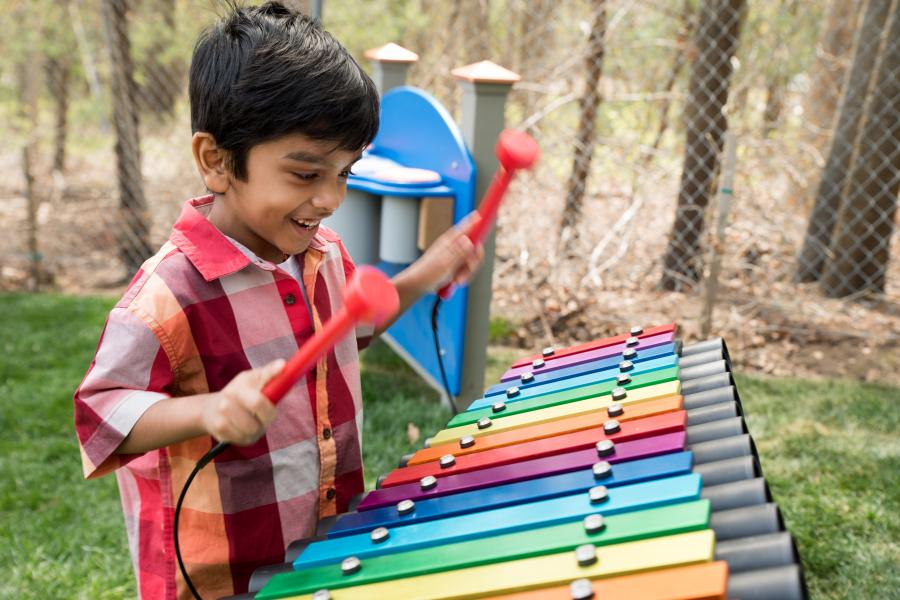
[205,266,398,462]
[263,308,355,403]
[437,130,539,300]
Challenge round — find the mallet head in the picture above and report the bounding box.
[496,129,540,171]
[343,265,400,326]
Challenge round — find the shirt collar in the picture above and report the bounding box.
[169,195,328,282]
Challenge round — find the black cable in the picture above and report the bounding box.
[174,441,229,600]
[431,296,458,416]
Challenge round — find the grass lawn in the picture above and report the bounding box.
[1,292,898,599]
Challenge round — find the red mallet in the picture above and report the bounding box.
[203,266,398,463]
[438,129,540,299]
[263,265,399,403]
[175,267,398,599]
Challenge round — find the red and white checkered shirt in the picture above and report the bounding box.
[74,195,372,599]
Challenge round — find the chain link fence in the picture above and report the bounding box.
[2,0,898,378]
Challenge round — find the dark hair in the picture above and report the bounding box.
[189,2,379,179]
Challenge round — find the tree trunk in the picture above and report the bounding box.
[762,72,788,137]
[659,0,746,291]
[46,57,71,173]
[17,46,44,292]
[102,0,153,274]
[820,1,900,297]
[558,0,606,256]
[140,0,180,117]
[802,0,862,155]
[794,0,890,282]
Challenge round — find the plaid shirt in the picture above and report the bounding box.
[74,195,372,599]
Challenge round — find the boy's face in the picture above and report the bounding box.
[208,133,361,262]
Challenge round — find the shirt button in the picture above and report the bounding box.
[284,293,296,306]
[322,427,332,440]
[326,487,336,500]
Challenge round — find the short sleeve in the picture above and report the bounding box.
[335,237,375,350]
[73,307,174,479]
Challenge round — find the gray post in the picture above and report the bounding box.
[364,43,419,96]
[453,61,521,410]
[310,0,323,21]
[701,130,737,338]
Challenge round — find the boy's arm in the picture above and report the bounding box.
[75,306,285,478]
[117,359,284,454]
[74,306,176,478]
[115,394,209,454]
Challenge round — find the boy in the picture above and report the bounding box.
[73,3,481,598]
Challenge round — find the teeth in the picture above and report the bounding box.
[292,217,319,229]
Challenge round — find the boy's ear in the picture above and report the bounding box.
[192,132,231,194]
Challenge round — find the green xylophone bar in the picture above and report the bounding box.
[269,530,716,600]
[256,501,713,598]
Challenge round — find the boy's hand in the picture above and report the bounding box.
[405,213,485,294]
[377,213,485,335]
[202,359,285,446]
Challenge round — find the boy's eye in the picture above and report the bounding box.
[339,169,354,179]
[292,172,318,181]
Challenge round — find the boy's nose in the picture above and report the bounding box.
[311,183,344,212]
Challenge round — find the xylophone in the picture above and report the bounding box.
[229,324,807,600]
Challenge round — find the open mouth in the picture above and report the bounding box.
[291,217,320,231]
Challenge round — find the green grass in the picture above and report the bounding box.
[734,374,900,599]
[1,293,898,598]
[0,293,134,599]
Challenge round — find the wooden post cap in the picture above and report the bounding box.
[451,60,521,84]
[364,43,419,63]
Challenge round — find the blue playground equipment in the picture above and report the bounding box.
[326,86,477,396]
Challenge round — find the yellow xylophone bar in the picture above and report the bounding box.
[486,561,728,600]
[429,380,681,445]
[285,529,714,600]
